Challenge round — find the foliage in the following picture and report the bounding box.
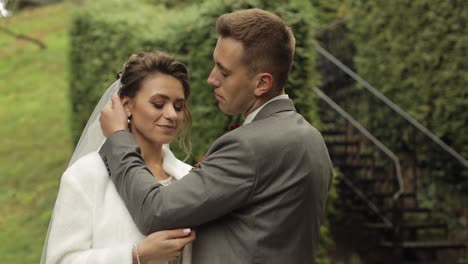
[70,0,322,163]
[311,0,356,108]
[0,3,72,262]
[338,0,468,194]
[4,0,64,12]
[306,3,468,264]
[345,0,468,159]
[310,1,467,260]
[142,0,199,8]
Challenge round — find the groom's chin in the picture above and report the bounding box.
[218,105,238,116]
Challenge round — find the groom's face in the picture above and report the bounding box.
[208,37,257,116]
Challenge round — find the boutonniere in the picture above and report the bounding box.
[228,123,241,131]
[192,155,205,170]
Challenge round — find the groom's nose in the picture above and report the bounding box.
[207,67,221,88]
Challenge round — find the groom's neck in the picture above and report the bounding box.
[242,90,285,118]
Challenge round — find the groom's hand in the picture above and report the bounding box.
[100,93,128,137]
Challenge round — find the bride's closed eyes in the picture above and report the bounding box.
[149,94,185,112]
[151,102,185,112]
[150,100,185,112]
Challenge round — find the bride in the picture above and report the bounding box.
[41,51,196,264]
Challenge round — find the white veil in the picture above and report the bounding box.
[40,79,122,263]
[69,79,123,166]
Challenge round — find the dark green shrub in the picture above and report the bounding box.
[346,0,468,159]
[69,0,197,146]
[70,0,322,163]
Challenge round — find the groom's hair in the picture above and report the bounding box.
[216,8,295,91]
[118,51,192,157]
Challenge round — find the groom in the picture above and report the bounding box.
[100,8,332,264]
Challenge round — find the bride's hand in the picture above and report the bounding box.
[100,93,128,137]
[134,228,196,263]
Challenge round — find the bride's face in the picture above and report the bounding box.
[124,73,186,146]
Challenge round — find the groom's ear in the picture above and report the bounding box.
[253,73,273,97]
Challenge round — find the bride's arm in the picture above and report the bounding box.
[44,171,134,263]
[44,170,196,264]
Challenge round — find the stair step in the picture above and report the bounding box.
[329,152,374,160]
[326,140,360,147]
[347,205,369,213]
[320,113,347,122]
[402,261,468,264]
[324,134,358,141]
[382,207,431,214]
[367,192,416,199]
[334,159,385,166]
[381,240,466,250]
[363,222,447,231]
[338,163,386,170]
[321,130,346,136]
[356,176,393,184]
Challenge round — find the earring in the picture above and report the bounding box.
[127,114,132,124]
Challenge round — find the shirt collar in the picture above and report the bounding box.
[243,94,289,125]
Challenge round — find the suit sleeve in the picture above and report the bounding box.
[44,170,133,264]
[99,130,256,235]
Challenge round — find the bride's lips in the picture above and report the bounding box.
[157,125,176,132]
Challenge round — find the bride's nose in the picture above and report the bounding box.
[163,105,178,121]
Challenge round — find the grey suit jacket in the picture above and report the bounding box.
[100,99,333,264]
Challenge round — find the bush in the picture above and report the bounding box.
[345,0,468,159]
[340,0,468,193]
[69,0,197,146]
[70,0,322,162]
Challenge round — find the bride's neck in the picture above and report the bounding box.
[134,136,169,181]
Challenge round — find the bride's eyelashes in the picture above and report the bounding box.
[151,102,164,109]
[151,102,185,112]
[174,102,185,112]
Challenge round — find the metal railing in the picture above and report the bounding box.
[315,88,404,201]
[315,42,468,248]
[315,43,468,168]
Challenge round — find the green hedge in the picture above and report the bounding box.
[70,0,322,162]
[340,0,468,193]
[345,0,468,158]
[70,1,184,142]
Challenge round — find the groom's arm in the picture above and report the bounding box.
[99,130,256,235]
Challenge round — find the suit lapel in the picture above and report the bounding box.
[252,99,297,122]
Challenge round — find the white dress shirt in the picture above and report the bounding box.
[243,94,290,125]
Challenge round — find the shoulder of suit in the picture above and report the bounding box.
[209,128,255,157]
[221,112,319,146]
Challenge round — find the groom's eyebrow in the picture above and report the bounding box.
[150,94,185,102]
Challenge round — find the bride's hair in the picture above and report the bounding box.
[117,51,192,158]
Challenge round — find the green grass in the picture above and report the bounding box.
[0,3,73,262]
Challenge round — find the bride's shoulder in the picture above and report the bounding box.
[68,151,104,168]
[63,152,107,180]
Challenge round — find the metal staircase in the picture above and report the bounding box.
[314,44,468,263]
